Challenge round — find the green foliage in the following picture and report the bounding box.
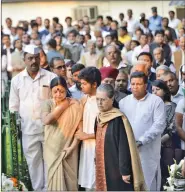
[1,81,32,190]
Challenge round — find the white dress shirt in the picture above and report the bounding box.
[169,18,180,29]
[3,28,11,35]
[126,17,139,35]
[9,68,56,135]
[119,93,166,190]
[3,45,14,72]
[132,44,150,65]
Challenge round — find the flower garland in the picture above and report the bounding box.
[2,173,28,191]
[164,159,185,191]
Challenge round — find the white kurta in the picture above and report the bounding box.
[119,93,166,191]
[78,96,99,189]
[9,68,56,190]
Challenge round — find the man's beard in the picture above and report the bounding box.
[76,81,81,90]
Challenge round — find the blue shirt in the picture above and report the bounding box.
[46,50,64,64]
[69,84,84,100]
[149,15,162,32]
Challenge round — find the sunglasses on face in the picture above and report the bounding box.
[54,65,66,70]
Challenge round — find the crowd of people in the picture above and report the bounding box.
[1,5,185,191]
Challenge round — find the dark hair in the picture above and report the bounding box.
[78,67,101,87]
[2,34,10,40]
[152,79,171,102]
[106,16,113,22]
[155,30,165,36]
[131,40,140,46]
[130,71,148,84]
[120,26,127,32]
[162,17,169,24]
[71,64,85,74]
[140,34,148,40]
[31,22,38,29]
[50,57,64,68]
[110,31,118,40]
[119,13,124,17]
[118,68,129,76]
[112,20,119,26]
[47,39,57,49]
[105,34,113,39]
[50,76,71,97]
[65,60,75,68]
[85,34,91,39]
[180,65,185,74]
[44,18,50,22]
[97,15,103,20]
[6,17,12,22]
[67,29,78,37]
[65,17,72,22]
[13,39,21,47]
[137,52,153,62]
[169,10,175,15]
[30,20,36,25]
[148,32,153,39]
[53,17,59,24]
[135,28,144,34]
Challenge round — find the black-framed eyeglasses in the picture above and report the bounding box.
[54,65,66,70]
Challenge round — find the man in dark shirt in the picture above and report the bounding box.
[162,17,177,41]
[150,30,171,62]
[115,68,131,95]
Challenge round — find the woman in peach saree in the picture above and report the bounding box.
[41,76,82,191]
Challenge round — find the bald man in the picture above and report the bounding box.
[132,63,150,76]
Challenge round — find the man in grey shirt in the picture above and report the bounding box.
[160,71,184,105]
[63,30,84,63]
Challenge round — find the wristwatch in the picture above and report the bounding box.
[136,141,143,147]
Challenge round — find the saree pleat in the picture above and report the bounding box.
[43,100,83,191]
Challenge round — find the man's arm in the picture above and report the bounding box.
[138,99,166,145]
[9,78,20,112]
[175,112,185,142]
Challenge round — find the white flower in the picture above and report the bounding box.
[2,173,7,185]
[178,159,184,168]
[167,177,174,186]
[3,179,14,191]
[169,185,174,191]
[20,181,28,191]
[170,164,176,175]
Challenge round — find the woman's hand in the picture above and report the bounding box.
[122,175,131,184]
[55,98,69,107]
[75,131,89,140]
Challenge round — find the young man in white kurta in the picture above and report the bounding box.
[75,67,101,190]
[78,96,99,189]
[9,45,56,190]
[119,72,166,191]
